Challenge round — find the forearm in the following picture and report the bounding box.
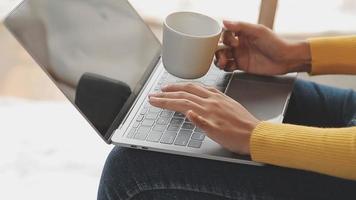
[250,122,356,181]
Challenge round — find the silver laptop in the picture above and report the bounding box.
[4,0,296,166]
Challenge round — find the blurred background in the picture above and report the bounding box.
[0,0,355,199]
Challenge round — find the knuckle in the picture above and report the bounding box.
[256,25,267,35]
[199,119,209,128]
[182,99,192,107]
[216,120,224,127]
[206,99,219,109]
[209,92,220,99]
[206,86,214,91]
[161,100,168,107]
[155,99,166,108]
[201,106,209,113]
[159,92,166,98]
[210,87,220,93]
[177,91,187,98]
[211,100,220,107]
[185,83,196,90]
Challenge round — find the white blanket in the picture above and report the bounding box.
[0,98,112,200]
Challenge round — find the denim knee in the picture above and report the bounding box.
[98,147,143,200]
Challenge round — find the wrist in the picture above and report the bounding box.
[286,41,312,73]
[243,118,260,155]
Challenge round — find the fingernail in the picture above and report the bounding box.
[149,93,158,97]
[223,20,233,25]
[148,96,157,102]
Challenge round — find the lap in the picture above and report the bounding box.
[98,147,356,200]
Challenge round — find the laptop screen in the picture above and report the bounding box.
[5,0,161,142]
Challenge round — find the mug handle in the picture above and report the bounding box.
[216,30,235,51]
[216,43,230,51]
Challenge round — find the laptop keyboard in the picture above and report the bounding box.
[127,67,232,148]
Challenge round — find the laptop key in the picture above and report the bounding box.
[157,78,165,85]
[194,127,205,133]
[174,112,185,118]
[171,118,184,125]
[181,122,195,130]
[132,122,140,128]
[150,107,161,113]
[136,115,144,122]
[145,112,159,120]
[167,125,180,131]
[179,129,192,134]
[154,86,161,91]
[134,126,150,140]
[143,103,151,109]
[137,126,150,133]
[156,117,170,125]
[140,107,148,115]
[146,131,163,142]
[141,119,155,126]
[191,132,205,141]
[174,130,192,146]
[153,124,167,132]
[160,110,174,118]
[127,128,136,138]
[160,131,178,144]
[134,132,149,140]
[188,139,203,148]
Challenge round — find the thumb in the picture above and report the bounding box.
[223,20,265,37]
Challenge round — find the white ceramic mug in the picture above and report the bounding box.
[162,12,226,79]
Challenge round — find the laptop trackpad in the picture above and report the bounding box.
[225,73,294,121]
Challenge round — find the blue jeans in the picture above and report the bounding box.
[97,80,356,200]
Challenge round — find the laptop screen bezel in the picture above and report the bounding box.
[4,0,162,143]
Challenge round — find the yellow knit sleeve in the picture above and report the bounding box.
[308,35,356,75]
[250,122,356,180]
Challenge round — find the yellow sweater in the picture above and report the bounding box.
[250,35,356,181]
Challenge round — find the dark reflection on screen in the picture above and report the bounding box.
[5,0,161,139]
[75,73,132,134]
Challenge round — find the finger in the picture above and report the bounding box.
[215,49,234,70]
[203,86,222,94]
[186,110,217,135]
[161,83,212,98]
[224,60,238,72]
[223,30,239,47]
[149,97,205,115]
[214,50,228,70]
[223,21,266,37]
[149,91,205,105]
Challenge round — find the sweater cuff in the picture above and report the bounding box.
[250,122,295,165]
[308,36,356,75]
